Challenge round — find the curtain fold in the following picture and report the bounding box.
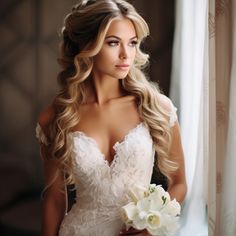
[170,0,208,235]
[208,1,217,234]
[208,0,235,235]
[220,1,236,234]
[170,0,236,235]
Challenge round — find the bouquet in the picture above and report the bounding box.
[120,184,181,236]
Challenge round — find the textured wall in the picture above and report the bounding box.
[0,1,78,235]
[0,1,174,235]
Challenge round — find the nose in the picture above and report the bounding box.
[119,45,129,60]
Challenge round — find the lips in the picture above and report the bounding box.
[115,64,130,69]
[116,64,129,67]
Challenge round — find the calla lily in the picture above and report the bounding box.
[146,211,162,229]
[163,198,181,217]
[129,184,147,202]
[120,184,181,236]
[121,202,138,224]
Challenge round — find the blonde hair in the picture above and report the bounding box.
[47,0,178,190]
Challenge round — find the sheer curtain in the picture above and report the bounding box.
[208,0,236,235]
[170,0,208,235]
[171,0,236,235]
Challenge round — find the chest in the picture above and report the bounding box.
[71,122,154,179]
[72,101,141,163]
[70,124,155,210]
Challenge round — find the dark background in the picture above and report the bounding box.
[0,0,175,235]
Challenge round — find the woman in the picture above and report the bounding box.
[36,0,187,235]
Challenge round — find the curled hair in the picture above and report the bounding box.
[47,0,178,190]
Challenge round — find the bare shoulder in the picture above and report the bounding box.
[38,103,55,133]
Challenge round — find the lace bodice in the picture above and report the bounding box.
[36,97,178,236]
[70,122,154,204]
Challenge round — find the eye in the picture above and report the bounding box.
[107,40,120,46]
[129,40,138,47]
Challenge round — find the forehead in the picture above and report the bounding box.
[106,18,137,38]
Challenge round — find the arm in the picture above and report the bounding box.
[167,121,187,204]
[38,107,67,236]
[157,94,187,204]
[41,156,67,236]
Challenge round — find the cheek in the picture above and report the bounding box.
[95,50,116,64]
[93,52,115,72]
[130,49,137,61]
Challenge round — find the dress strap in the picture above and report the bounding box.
[35,123,49,145]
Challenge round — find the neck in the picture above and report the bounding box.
[86,74,126,105]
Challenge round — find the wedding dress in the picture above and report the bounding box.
[36,98,177,236]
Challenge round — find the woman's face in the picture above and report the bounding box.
[92,18,138,80]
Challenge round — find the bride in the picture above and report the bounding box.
[36,0,187,235]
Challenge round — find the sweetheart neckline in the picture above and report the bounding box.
[70,122,146,168]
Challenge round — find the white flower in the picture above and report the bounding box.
[129,184,147,203]
[132,210,148,230]
[121,184,181,236]
[130,198,150,230]
[148,184,165,195]
[147,190,170,213]
[163,198,181,217]
[148,197,163,212]
[146,211,162,229]
[149,185,171,206]
[158,214,180,235]
[121,202,138,226]
[137,197,151,212]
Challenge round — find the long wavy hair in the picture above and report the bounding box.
[47,0,178,189]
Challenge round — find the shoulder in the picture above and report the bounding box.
[157,93,178,126]
[38,104,55,124]
[157,94,174,112]
[38,104,55,129]
[36,103,56,146]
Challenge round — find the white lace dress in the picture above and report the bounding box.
[36,99,177,236]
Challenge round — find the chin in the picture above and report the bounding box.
[115,72,129,80]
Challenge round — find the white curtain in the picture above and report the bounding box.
[170,0,208,235]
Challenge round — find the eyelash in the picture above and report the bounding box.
[130,40,138,47]
[107,40,138,47]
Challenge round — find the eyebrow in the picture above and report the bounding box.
[105,35,138,40]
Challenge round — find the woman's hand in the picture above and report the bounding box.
[119,227,149,235]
